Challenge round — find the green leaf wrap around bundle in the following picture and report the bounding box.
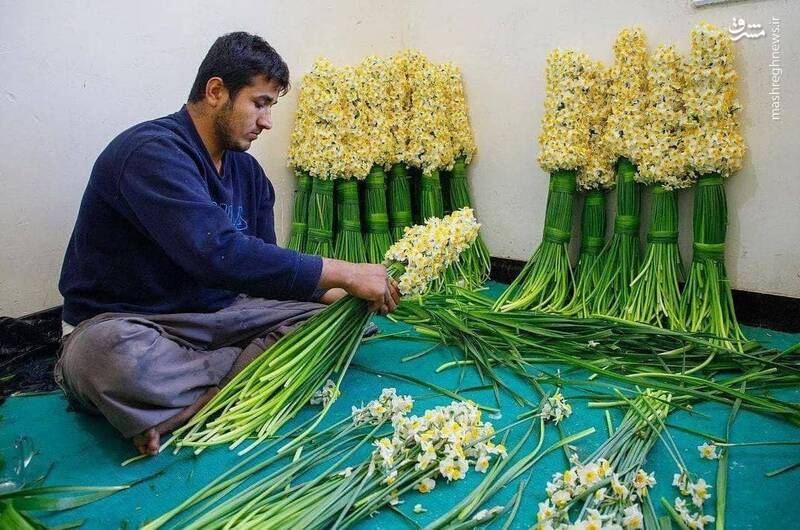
[363,166,393,264]
[287,171,312,252]
[563,189,607,317]
[387,163,414,241]
[305,177,335,257]
[442,157,491,287]
[587,158,642,316]
[419,169,444,222]
[493,169,576,312]
[626,185,685,328]
[680,173,745,349]
[333,178,367,263]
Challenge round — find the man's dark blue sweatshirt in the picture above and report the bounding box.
[59,106,323,325]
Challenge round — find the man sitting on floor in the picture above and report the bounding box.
[55,32,399,456]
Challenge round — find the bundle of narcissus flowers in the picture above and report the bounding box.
[494,48,593,312]
[384,207,481,297]
[563,59,615,317]
[167,208,481,455]
[161,394,505,529]
[625,44,694,329]
[254,398,505,529]
[534,390,668,530]
[286,51,488,283]
[585,27,649,317]
[287,58,345,258]
[680,22,747,348]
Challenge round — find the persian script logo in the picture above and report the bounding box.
[728,17,765,41]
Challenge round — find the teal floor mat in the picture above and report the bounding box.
[1,282,798,529]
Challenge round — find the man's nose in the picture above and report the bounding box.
[257,110,272,130]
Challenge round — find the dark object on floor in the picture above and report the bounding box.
[0,307,62,403]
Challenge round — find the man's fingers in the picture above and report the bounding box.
[389,280,400,304]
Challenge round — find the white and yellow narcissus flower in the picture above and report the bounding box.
[440,62,477,166]
[631,468,656,497]
[688,478,711,507]
[351,388,414,426]
[622,505,643,529]
[603,27,649,165]
[577,59,616,191]
[310,379,340,406]
[405,50,457,173]
[698,441,720,460]
[537,49,593,173]
[540,390,573,424]
[638,44,694,190]
[473,506,504,522]
[538,458,655,529]
[384,207,481,296]
[685,22,745,177]
[368,398,504,510]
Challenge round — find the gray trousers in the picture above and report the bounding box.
[54,296,323,438]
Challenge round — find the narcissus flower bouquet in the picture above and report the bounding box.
[169,208,481,455]
[494,49,593,312]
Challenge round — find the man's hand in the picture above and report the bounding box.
[319,288,347,305]
[318,259,400,315]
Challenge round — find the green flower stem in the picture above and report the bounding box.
[445,157,491,287]
[363,166,394,264]
[563,189,607,317]
[680,173,746,350]
[493,169,576,312]
[419,170,444,221]
[334,178,367,263]
[287,171,312,252]
[388,164,414,241]
[306,177,335,257]
[586,158,642,317]
[625,185,685,329]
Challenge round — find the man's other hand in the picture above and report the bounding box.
[318,259,400,315]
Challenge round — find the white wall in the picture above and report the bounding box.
[0,0,407,316]
[406,0,800,300]
[1,0,797,317]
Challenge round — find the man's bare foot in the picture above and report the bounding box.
[133,428,160,456]
[130,386,220,456]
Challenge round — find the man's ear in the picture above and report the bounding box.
[204,77,229,108]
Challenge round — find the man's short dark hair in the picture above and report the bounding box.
[188,32,290,103]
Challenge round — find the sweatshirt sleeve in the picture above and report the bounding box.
[117,136,322,301]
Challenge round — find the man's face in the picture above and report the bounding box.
[213,75,281,152]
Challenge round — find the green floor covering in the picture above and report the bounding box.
[1,283,798,529]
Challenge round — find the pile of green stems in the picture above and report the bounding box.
[334,178,367,263]
[444,156,491,288]
[424,417,596,529]
[387,163,414,241]
[625,185,685,329]
[287,171,312,252]
[145,416,387,529]
[363,166,394,263]
[567,390,672,528]
[169,294,374,456]
[680,173,746,350]
[586,158,642,316]
[563,189,607,317]
[395,289,800,426]
[306,177,335,257]
[418,169,444,221]
[493,169,576,312]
